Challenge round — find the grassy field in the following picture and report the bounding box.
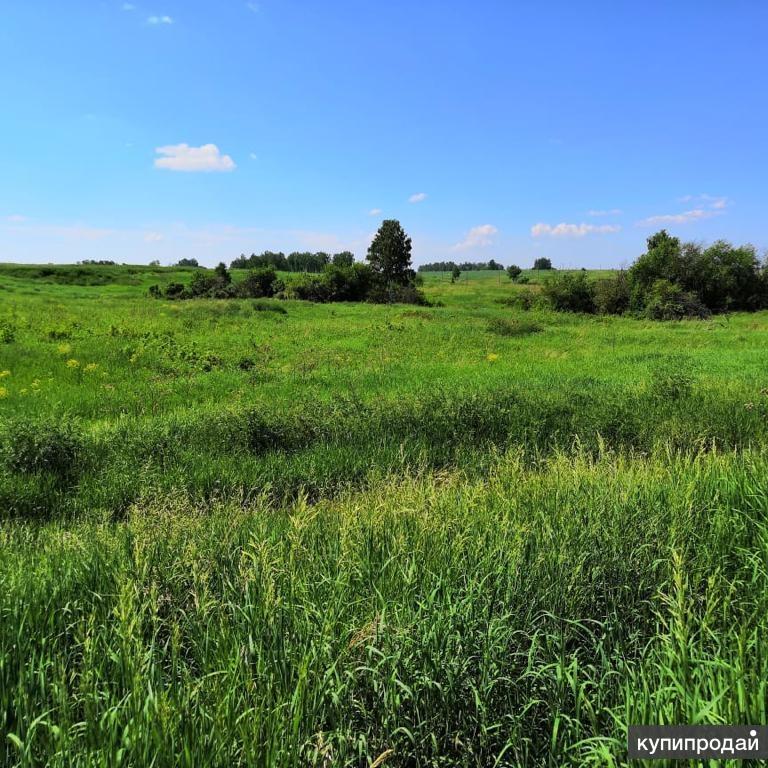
[1,265,767,766]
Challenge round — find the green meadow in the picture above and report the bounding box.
[1,264,767,766]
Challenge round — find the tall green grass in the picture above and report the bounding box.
[2,268,767,765]
[2,449,766,766]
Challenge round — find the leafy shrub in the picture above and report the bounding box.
[533,257,553,270]
[165,282,186,299]
[2,418,84,478]
[643,279,711,320]
[236,267,280,298]
[487,318,542,337]
[593,272,630,315]
[541,272,596,313]
[506,265,522,281]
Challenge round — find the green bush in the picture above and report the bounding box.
[593,272,630,315]
[541,272,596,313]
[236,267,280,298]
[643,279,710,320]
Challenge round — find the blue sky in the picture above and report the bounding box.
[1,1,766,267]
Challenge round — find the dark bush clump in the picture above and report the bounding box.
[2,418,84,479]
[0,322,16,343]
[236,267,280,298]
[541,272,596,313]
[252,299,287,314]
[643,279,711,320]
[487,318,542,337]
[593,272,630,315]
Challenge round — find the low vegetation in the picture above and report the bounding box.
[1,249,767,765]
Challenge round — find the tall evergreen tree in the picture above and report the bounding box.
[366,220,414,288]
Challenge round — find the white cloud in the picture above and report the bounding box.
[368,208,382,216]
[408,192,427,203]
[636,209,720,227]
[249,152,258,160]
[122,3,135,10]
[678,193,730,209]
[154,143,236,172]
[147,14,173,24]
[246,1,260,11]
[143,231,164,243]
[587,208,623,217]
[5,214,27,223]
[452,224,498,251]
[531,222,621,238]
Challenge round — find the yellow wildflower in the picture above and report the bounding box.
[84,363,98,372]
[57,343,72,355]
[66,359,80,368]
[0,370,10,378]
[487,353,499,363]
[0,387,7,398]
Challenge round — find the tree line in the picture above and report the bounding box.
[418,260,505,272]
[229,251,355,272]
[152,220,427,305]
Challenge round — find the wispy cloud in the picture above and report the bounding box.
[5,214,27,223]
[587,208,623,217]
[147,14,173,24]
[408,192,427,203]
[452,224,498,251]
[636,209,720,227]
[143,231,164,243]
[531,222,621,238]
[636,193,732,227]
[154,143,236,172]
[122,2,135,10]
[368,208,382,216]
[249,152,258,160]
[246,1,259,11]
[678,193,731,210]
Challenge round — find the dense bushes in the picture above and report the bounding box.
[540,272,595,313]
[292,263,373,302]
[156,265,282,300]
[154,222,426,305]
[532,231,767,319]
[155,262,428,305]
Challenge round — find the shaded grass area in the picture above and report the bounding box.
[3,380,768,519]
[2,449,766,766]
